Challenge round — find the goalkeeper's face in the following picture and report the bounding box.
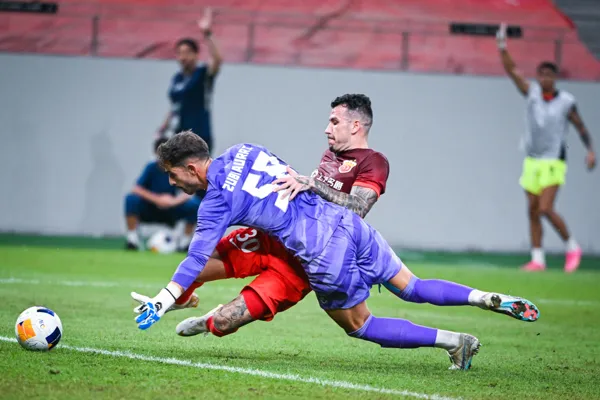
[165,161,208,194]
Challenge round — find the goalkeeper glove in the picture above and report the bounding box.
[132,282,182,330]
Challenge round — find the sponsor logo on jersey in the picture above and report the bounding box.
[338,159,357,173]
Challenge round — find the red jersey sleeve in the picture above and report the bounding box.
[353,152,390,197]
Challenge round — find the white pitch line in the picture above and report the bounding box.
[3,277,598,307]
[0,277,157,289]
[537,298,600,307]
[0,277,243,297]
[0,336,460,400]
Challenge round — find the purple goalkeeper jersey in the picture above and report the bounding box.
[172,143,347,290]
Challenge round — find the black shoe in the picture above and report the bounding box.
[177,245,189,253]
[125,241,139,251]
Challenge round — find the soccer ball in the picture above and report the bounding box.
[146,229,177,254]
[15,306,63,351]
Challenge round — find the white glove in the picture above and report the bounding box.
[132,282,182,330]
[496,23,507,50]
[131,292,152,314]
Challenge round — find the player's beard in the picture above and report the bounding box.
[327,137,337,152]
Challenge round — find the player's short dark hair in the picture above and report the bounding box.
[156,130,210,169]
[154,137,168,153]
[175,38,199,53]
[537,61,558,74]
[331,94,373,131]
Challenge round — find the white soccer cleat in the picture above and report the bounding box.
[165,292,200,314]
[175,304,223,337]
[482,293,540,322]
[447,333,481,371]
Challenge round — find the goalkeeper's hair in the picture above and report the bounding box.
[157,131,210,169]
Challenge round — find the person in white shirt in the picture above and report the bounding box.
[496,23,596,273]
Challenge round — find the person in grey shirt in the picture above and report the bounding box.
[497,23,596,273]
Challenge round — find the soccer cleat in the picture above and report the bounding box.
[165,292,200,314]
[482,293,540,322]
[447,334,480,371]
[521,261,546,271]
[564,249,582,273]
[175,304,223,337]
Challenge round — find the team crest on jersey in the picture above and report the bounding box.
[338,160,357,173]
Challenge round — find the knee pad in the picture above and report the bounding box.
[383,276,424,303]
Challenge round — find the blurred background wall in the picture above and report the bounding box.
[1,53,598,253]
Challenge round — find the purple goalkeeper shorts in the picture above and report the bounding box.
[303,211,403,310]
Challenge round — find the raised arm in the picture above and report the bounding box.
[497,23,530,96]
[198,7,222,77]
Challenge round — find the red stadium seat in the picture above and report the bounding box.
[0,0,598,80]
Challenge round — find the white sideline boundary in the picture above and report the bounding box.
[0,336,460,400]
[1,277,598,307]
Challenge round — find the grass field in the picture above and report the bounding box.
[1,241,600,400]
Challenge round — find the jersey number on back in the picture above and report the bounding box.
[242,151,290,212]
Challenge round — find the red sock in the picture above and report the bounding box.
[175,281,204,305]
[206,289,269,337]
[206,316,236,337]
[241,287,270,320]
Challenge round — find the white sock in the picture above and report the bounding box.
[566,237,580,252]
[178,234,192,249]
[126,230,139,245]
[531,248,545,265]
[434,329,461,351]
[467,289,487,307]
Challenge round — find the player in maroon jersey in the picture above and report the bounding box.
[132,94,390,337]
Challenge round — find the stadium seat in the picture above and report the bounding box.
[1,0,598,79]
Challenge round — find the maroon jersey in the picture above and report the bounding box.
[311,148,390,196]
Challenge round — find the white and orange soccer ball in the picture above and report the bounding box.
[15,306,63,351]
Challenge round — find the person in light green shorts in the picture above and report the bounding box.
[497,23,596,273]
[519,158,567,196]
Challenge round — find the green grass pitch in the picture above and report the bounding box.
[1,243,599,400]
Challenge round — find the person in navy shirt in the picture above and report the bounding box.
[156,7,222,154]
[124,138,201,251]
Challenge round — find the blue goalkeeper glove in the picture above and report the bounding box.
[132,283,182,331]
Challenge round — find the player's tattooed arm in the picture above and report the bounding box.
[309,179,378,218]
[211,295,255,333]
[273,168,379,218]
[568,106,593,149]
[568,105,596,170]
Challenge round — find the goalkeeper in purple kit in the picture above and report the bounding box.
[132,131,540,370]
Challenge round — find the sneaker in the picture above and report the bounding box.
[521,261,546,272]
[165,292,200,314]
[565,249,582,273]
[125,241,139,251]
[482,293,540,322]
[448,334,481,370]
[176,304,223,337]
